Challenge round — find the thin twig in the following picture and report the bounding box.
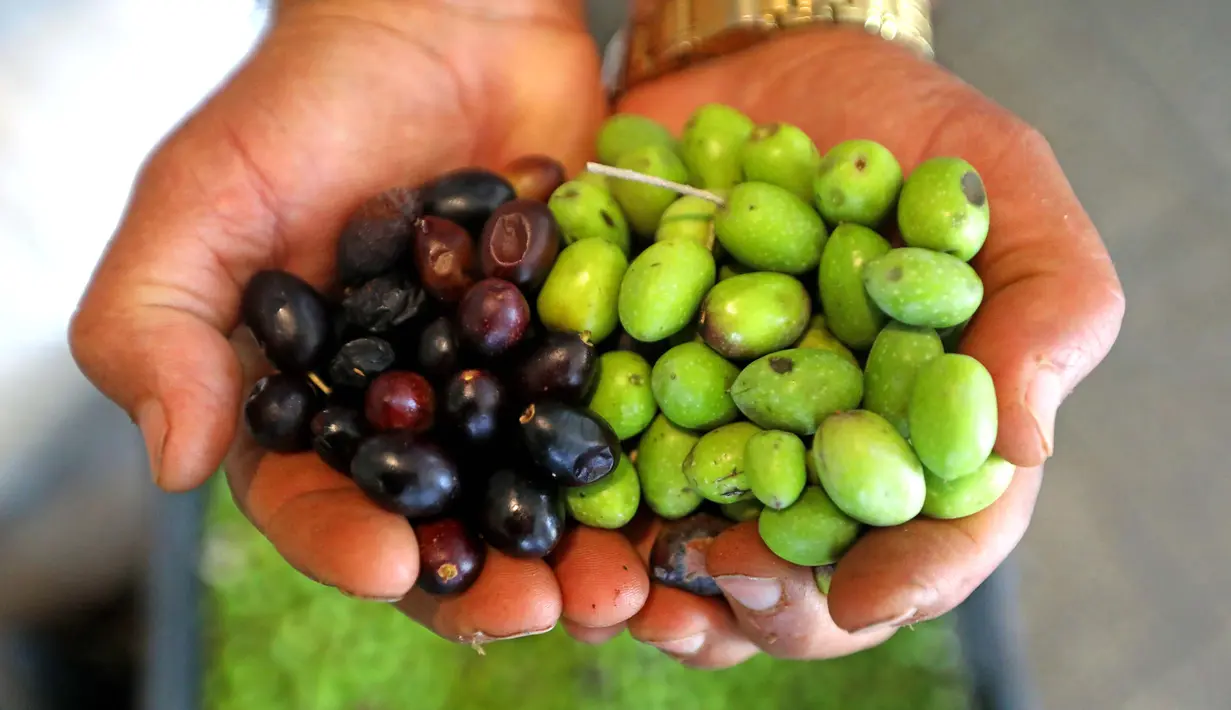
[585,162,726,206]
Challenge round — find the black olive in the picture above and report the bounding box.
[421,168,516,238]
[244,372,320,452]
[515,332,598,405]
[478,468,564,559]
[310,406,369,474]
[335,186,422,286]
[240,270,331,372]
[518,401,620,486]
[327,337,395,389]
[442,369,506,445]
[649,513,734,597]
[416,316,460,380]
[350,432,460,519]
[341,274,428,333]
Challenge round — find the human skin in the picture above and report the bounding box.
[69,0,1124,666]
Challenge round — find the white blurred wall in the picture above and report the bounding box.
[0,0,268,619]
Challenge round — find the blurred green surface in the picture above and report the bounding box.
[203,481,972,710]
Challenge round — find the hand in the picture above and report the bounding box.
[69,0,652,644]
[597,28,1125,667]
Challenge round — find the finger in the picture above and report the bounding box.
[827,466,1042,633]
[550,525,650,629]
[628,585,759,669]
[706,523,896,659]
[397,548,562,643]
[563,619,625,645]
[620,29,1125,467]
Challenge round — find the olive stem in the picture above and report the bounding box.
[584,162,726,206]
[307,371,333,396]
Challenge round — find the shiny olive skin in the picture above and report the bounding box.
[421,168,517,237]
[414,517,487,595]
[416,316,461,380]
[519,401,621,486]
[516,332,599,405]
[442,369,506,445]
[479,199,560,292]
[310,406,369,474]
[240,270,332,372]
[350,432,461,519]
[244,372,320,452]
[457,278,531,357]
[480,468,566,559]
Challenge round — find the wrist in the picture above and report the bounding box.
[618,0,933,92]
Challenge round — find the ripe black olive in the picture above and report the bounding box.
[310,406,368,474]
[421,168,516,238]
[240,270,331,372]
[442,369,506,445]
[244,372,320,452]
[518,401,620,486]
[479,468,564,559]
[415,517,486,595]
[515,332,598,405]
[350,432,460,519]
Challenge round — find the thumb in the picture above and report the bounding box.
[68,10,483,492]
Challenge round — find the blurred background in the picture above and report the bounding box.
[1,0,1228,708]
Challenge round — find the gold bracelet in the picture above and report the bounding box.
[619,0,934,90]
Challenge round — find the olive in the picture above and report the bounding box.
[518,401,621,486]
[413,216,479,303]
[479,199,560,292]
[240,270,331,372]
[421,168,516,238]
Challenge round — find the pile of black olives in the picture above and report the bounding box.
[240,156,616,597]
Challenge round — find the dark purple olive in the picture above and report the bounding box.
[456,278,530,357]
[244,372,320,452]
[335,186,422,286]
[414,217,479,302]
[310,406,368,474]
[327,336,395,389]
[442,369,506,444]
[364,371,435,433]
[416,316,460,379]
[478,199,560,291]
[351,432,460,519]
[241,270,331,372]
[649,513,734,597]
[499,155,566,204]
[516,332,598,404]
[415,517,486,595]
[518,401,620,486]
[479,468,564,559]
[421,168,516,238]
[342,274,428,333]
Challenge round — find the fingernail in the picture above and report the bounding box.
[854,607,918,635]
[465,625,556,643]
[714,575,783,612]
[648,633,705,656]
[339,589,405,603]
[1026,367,1063,458]
[136,400,166,485]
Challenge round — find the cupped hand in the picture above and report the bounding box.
[597,28,1125,667]
[69,0,651,643]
